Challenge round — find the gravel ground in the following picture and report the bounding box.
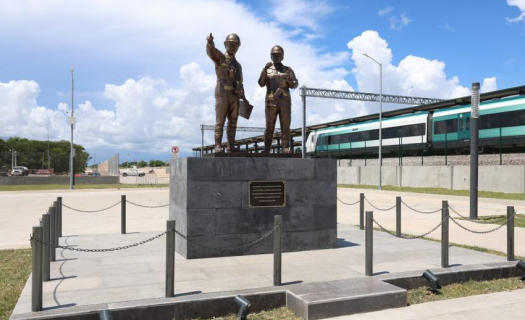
[337,153,525,167]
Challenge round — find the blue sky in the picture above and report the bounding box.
[0,0,524,164]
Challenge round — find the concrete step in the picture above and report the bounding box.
[286,278,407,320]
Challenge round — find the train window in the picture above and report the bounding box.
[480,113,498,130]
[434,119,457,134]
[459,119,463,131]
[466,118,470,130]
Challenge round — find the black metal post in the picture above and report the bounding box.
[359,193,365,230]
[441,200,449,268]
[121,195,126,234]
[365,211,373,276]
[277,137,281,154]
[470,82,480,220]
[274,215,282,286]
[53,200,59,245]
[31,225,43,312]
[165,220,175,297]
[396,196,401,237]
[507,206,515,261]
[42,213,50,281]
[57,197,63,237]
[49,206,56,262]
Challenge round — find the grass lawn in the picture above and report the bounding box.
[338,184,525,201]
[0,184,169,192]
[0,249,32,320]
[458,214,525,228]
[408,277,525,305]
[198,307,300,320]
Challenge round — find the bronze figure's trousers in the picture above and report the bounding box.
[264,100,291,152]
[215,94,240,150]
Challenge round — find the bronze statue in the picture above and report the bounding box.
[206,33,247,153]
[258,45,298,153]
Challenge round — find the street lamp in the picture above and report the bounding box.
[127,153,130,168]
[363,53,383,190]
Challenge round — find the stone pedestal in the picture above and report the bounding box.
[170,157,337,259]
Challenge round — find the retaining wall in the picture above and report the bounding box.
[0,176,119,185]
[338,165,525,193]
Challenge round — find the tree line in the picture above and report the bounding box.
[120,160,169,168]
[0,137,89,174]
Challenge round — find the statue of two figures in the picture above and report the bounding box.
[206,33,299,153]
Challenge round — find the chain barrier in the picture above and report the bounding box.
[126,200,169,208]
[449,212,516,234]
[62,201,121,213]
[401,200,442,214]
[448,205,507,224]
[372,217,444,240]
[29,230,169,252]
[337,197,360,206]
[174,223,280,252]
[364,197,396,211]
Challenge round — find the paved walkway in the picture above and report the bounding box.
[333,288,525,320]
[338,187,525,256]
[12,224,504,315]
[3,187,525,319]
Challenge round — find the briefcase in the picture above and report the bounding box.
[239,99,253,120]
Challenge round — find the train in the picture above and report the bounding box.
[305,95,525,157]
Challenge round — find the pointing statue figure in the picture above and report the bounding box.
[258,45,299,153]
[206,33,247,153]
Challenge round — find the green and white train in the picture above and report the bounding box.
[306,95,525,157]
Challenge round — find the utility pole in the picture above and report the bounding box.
[68,69,76,190]
[470,82,480,220]
[47,118,50,170]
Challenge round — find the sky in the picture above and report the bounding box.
[1,0,524,164]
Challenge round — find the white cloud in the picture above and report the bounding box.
[507,0,525,23]
[390,13,411,31]
[443,23,455,32]
[481,77,497,93]
[270,0,333,31]
[346,30,497,113]
[0,0,359,154]
[378,6,394,16]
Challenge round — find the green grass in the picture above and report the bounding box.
[338,184,525,201]
[0,184,169,192]
[458,214,525,228]
[196,307,301,320]
[408,277,525,305]
[0,249,32,320]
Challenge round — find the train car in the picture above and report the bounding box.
[431,95,525,152]
[306,94,525,158]
[307,112,428,157]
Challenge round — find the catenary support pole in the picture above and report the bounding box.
[365,211,373,276]
[359,193,365,230]
[42,213,50,281]
[121,195,126,234]
[507,206,515,261]
[301,87,306,159]
[470,82,480,220]
[31,225,43,312]
[165,220,175,297]
[396,196,401,237]
[274,215,283,286]
[49,206,56,262]
[441,200,449,268]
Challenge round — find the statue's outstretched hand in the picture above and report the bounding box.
[207,33,214,43]
[264,62,273,69]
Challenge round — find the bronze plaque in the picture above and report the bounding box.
[249,180,286,208]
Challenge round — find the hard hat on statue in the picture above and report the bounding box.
[224,34,241,46]
[271,45,284,55]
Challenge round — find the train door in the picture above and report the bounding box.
[457,112,470,141]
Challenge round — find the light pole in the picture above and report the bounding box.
[127,153,130,168]
[68,69,76,190]
[363,53,383,190]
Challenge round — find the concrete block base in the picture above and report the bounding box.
[170,157,337,259]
